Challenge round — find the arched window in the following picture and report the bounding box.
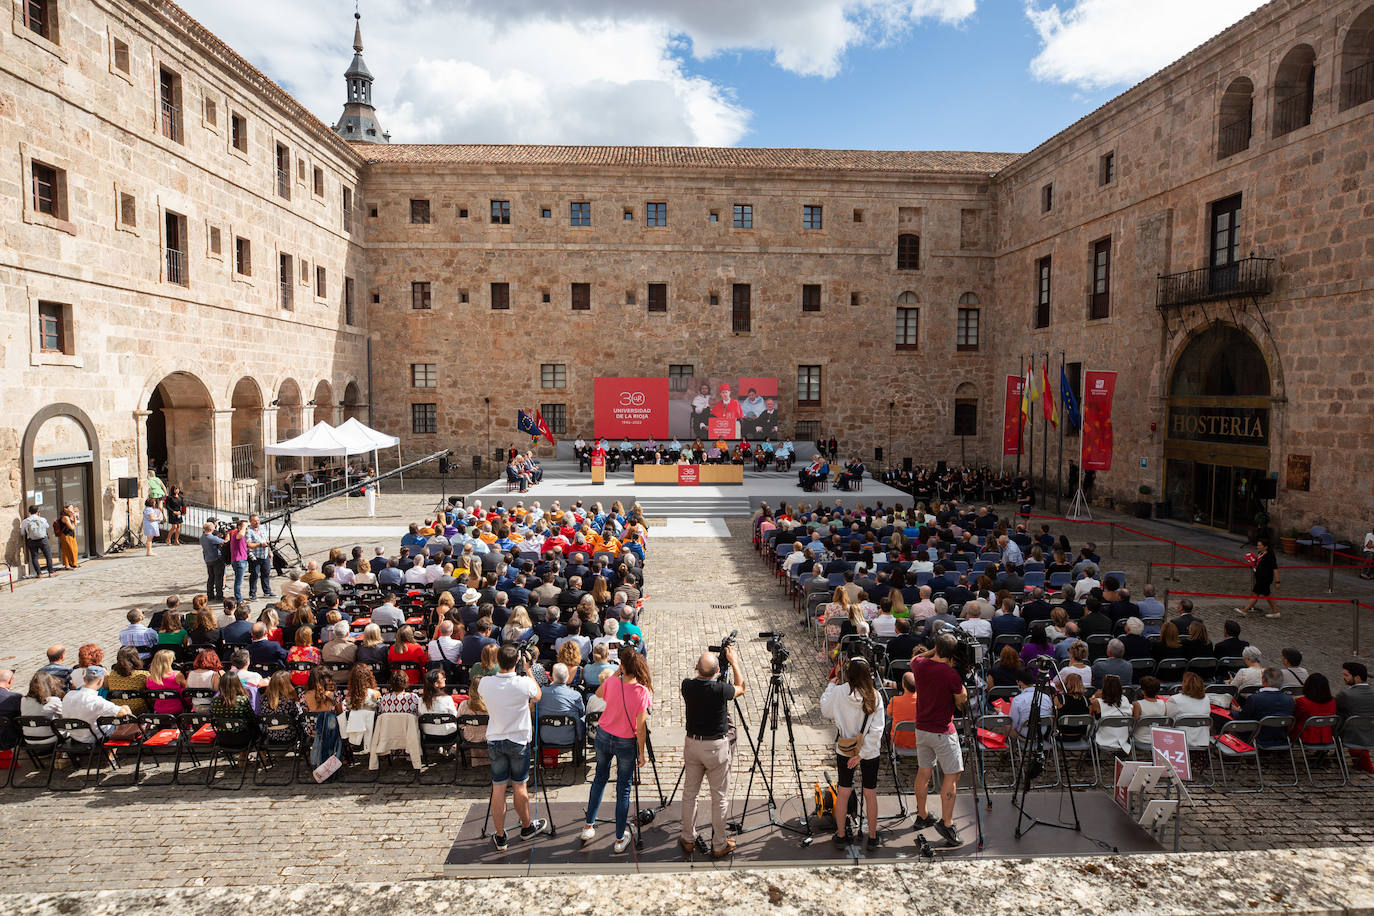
[1340,6,1374,110]
[1217,76,1254,158]
[956,293,980,352]
[896,234,920,271]
[895,291,919,350]
[1273,44,1316,137]
[953,382,978,437]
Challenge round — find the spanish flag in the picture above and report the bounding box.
[1042,362,1059,428]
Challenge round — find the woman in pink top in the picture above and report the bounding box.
[146,649,187,715]
[580,650,652,853]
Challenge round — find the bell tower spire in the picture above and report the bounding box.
[333,6,389,143]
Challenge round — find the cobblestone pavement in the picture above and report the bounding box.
[1,488,1372,890]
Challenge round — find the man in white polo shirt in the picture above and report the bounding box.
[61,666,131,742]
[477,644,547,851]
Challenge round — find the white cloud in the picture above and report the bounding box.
[1025,0,1268,89]
[175,0,977,145]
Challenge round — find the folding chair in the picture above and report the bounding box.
[1293,715,1346,787]
[1216,657,1247,680]
[1130,715,1173,760]
[1104,571,1127,587]
[183,687,217,713]
[1053,714,1098,787]
[96,714,145,787]
[1085,635,1112,663]
[254,712,309,785]
[1130,658,1156,682]
[891,721,919,773]
[976,714,1018,789]
[1154,658,1188,689]
[1211,719,1261,792]
[1168,715,1215,787]
[417,714,462,785]
[1022,572,1045,590]
[454,714,490,786]
[1048,572,1071,589]
[50,718,114,791]
[11,716,62,789]
[991,635,1024,656]
[133,713,195,785]
[204,714,257,790]
[1253,715,1299,788]
[1094,716,1133,761]
[1339,715,1374,769]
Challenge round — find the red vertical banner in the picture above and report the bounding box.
[677,465,700,486]
[1002,375,1025,456]
[1081,370,1118,471]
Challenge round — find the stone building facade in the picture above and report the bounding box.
[3,0,1373,565]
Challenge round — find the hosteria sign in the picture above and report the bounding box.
[1166,405,1269,447]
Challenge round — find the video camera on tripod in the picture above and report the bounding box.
[708,629,739,682]
[513,633,540,674]
[757,631,791,669]
[932,622,985,684]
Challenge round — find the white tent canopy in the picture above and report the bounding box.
[336,417,400,450]
[264,421,354,457]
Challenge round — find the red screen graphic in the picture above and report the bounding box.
[593,377,670,438]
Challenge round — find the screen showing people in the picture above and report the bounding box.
[676,377,779,441]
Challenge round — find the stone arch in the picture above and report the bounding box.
[145,370,216,502]
[342,379,365,422]
[1218,75,1254,157]
[1340,5,1374,110]
[18,403,104,557]
[276,377,304,439]
[1272,44,1316,137]
[230,376,264,481]
[1166,320,1280,400]
[312,380,334,425]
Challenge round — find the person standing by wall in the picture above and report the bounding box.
[22,505,56,579]
[54,505,80,570]
[245,514,275,600]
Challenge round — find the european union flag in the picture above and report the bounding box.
[517,409,537,436]
[1060,365,1082,430]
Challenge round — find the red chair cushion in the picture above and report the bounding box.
[190,724,217,744]
[977,728,1008,749]
[144,728,181,747]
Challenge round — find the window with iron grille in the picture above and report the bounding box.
[490,200,511,224]
[802,205,823,230]
[1035,256,1051,329]
[410,199,430,224]
[539,403,567,435]
[278,252,292,308]
[31,161,60,217]
[957,303,980,351]
[491,282,510,310]
[411,363,437,388]
[797,365,822,406]
[411,403,437,434]
[897,234,920,270]
[571,282,591,311]
[731,284,751,333]
[37,300,66,353]
[795,420,820,441]
[275,143,290,199]
[411,281,432,310]
[647,283,667,313]
[646,202,667,227]
[344,277,355,325]
[953,399,978,437]
[570,201,590,226]
[541,364,567,389]
[165,211,188,287]
[668,364,694,391]
[733,203,753,228]
[801,284,821,312]
[895,306,919,350]
[159,67,182,143]
[1090,238,1111,319]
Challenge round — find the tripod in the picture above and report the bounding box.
[106,497,145,553]
[734,660,813,841]
[1010,661,1081,839]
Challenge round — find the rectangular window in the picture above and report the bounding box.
[411,363,437,388]
[158,66,182,143]
[795,420,821,441]
[895,307,919,350]
[490,200,510,224]
[1035,256,1051,329]
[1090,237,1111,319]
[623,208,634,221]
[668,364,694,391]
[230,112,247,152]
[274,143,290,199]
[278,253,293,309]
[956,307,980,351]
[647,282,667,313]
[1041,183,1053,213]
[733,203,753,229]
[801,284,821,312]
[235,237,251,276]
[37,300,65,352]
[731,283,751,333]
[410,199,430,224]
[953,399,978,437]
[570,201,590,226]
[297,158,306,182]
[203,97,217,127]
[341,186,353,232]
[411,403,437,435]
[208,226,221,255]
[30,160,60,217]
[164,210,188,286]
[797,365,822,407]
[119,192,137,227]
[571,282,591,311]
[315,265,327,298]
[540,364,567,389]
[24,0,54,40]
[411,281,432,310]
[312,166,324,197]
[491,281,510,310]
[1100,151,1115,185]
[539,403,567,435]
[344,276,355,325]
[299,258,310,284]
[113,38,130,73]
[803,205,823,230]
[897,234,920,270]
[646,202,667,227]
[540,208,551,219]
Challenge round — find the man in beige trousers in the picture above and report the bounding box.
[679,643,745,858]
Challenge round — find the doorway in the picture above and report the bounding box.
[1165,458,1266,532]
[31,463,93,558]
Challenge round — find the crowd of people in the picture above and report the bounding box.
[571,436,798,472]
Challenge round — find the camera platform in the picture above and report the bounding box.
[443,792,1159,876]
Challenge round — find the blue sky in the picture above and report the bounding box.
[180,0,1269,151]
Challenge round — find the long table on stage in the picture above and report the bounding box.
[632,463,743,485]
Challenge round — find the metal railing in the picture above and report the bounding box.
[1273,91,1312,136]
[160,100,181,141]
[165,248,187,285]
[1156,257,1275,309]
[1217,117,1250,158]
[231,443,255,480]
[280,279,293,310]
[276,168,290,199]
[342,206,353,233]
[1342,59,1374,110]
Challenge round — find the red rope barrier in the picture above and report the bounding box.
[1358,602,1374,612]
[1330,549,1374,567]
[1163,590,1356,605]
[1151,562,1251,569]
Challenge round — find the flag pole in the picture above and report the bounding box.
[1057,351,1065,515]
[1041,351,1049,517]
[1068,366,1091,521]
[1027,353,1035,489]
[1016,354,1024,476]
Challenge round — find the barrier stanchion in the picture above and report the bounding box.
[1329,547,1336,594]
[1146,560,1153,587]
[1169,540,1178,583]
[1110,522,1115,556]
[1354,600,1362,657]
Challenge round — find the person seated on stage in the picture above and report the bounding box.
[836,458,866,492]
[605,448,622,473]
[678,446,694,464]
[667,438,682,462]
[522,452,544,484]
[618,437,633,456]
[705,444,723,464]
[731,443,747,465]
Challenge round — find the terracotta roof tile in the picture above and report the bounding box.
[354,144,1020,174]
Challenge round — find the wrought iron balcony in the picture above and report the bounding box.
[165,248,187,285]
[1342,59,1374,111]
[1156,257,1275,310]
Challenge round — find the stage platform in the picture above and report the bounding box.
[443,792,1160,876]
[469,459,908,517]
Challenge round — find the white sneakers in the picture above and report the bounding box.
[581,822,632,853]
[580,824,596,843]
[613,834,633,854]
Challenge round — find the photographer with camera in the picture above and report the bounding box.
[909,632,969,848]
[821,657,887,850]
[678,636,745,858]
[475,643,547,852]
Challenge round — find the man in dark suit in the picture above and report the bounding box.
[928,565,956,594]
[505,575,532,610]
[1240,668,1297,745]
[248,624,288,669]
[887,618,920,665]
[943,576,974,608]
[1213,619,1250,659]
[1118,618,1154,660]
[1020,588,1053,624]
[1076,598,1113,638]
[221,606,253,645]
[1109,587,1140,626]
[995,567,1024,594]
[1172,598,1202,635]
[1057,586,1084,620]
[991,607,1027,638]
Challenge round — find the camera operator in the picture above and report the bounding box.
[476,643,547,852]
[821,657,886,850]
[678,642,745,858]
[200,521,227,601]
[910,632,969,848]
